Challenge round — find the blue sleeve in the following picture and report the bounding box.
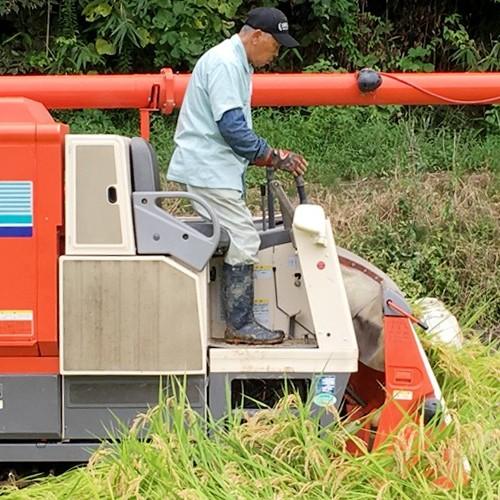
[217,108,269,162]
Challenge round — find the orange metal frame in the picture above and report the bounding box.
[375,316,436,447]
[345,317,436,443]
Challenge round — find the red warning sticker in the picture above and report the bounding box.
[0,310,33,338]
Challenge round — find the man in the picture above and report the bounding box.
[167,7,307,345]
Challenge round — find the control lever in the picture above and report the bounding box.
[269,180,294,230]
[295,175,308,204]
[260,184,267,231]
[266,167,275,228]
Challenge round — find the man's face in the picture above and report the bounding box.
[249,30,280,68]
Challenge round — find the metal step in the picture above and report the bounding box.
[208,338,317,349]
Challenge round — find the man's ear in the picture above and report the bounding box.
[251,29,263,45]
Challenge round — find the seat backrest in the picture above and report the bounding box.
[130,137,161,191]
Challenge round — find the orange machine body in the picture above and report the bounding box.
[0,98,66,373]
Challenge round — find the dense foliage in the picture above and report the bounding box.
[0,0,499,74]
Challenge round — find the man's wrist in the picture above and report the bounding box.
[254,147,273,167]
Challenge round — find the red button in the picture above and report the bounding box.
[317,261,325,270]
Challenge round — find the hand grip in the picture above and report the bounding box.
[107,185,117,204]
[153,191,221,247]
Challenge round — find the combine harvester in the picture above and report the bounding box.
[0,70,498,466]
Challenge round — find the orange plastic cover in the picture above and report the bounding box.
[0,98,66,373]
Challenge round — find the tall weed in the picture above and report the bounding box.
[298,171,499,338]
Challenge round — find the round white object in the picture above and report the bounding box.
[415,297,463,349]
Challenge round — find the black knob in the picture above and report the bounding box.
[357,68,382,92]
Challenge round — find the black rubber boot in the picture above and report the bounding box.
[223,263,285,345]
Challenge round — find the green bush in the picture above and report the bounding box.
[248,106,500,185]
[54,105,500,185]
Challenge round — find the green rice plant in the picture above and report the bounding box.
[2,336,498,499]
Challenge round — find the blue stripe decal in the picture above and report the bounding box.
[0,210,31,214]
[0,226,32,237]
[0,181,33,238]
[0,215,32,224]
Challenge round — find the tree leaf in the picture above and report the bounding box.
[95,38,116,55]
[83,1,112,22]
[95,2,112,17]
[173,2,184,16]
[137,27,153,48]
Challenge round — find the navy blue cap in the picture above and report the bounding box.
[245,7,299,48]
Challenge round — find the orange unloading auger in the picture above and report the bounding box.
[0,69,499,138]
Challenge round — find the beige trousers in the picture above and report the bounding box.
[186,185,261,265]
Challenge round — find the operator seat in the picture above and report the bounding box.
[129,137,291,258]
[130,137,230,250]
[129,137,229,270]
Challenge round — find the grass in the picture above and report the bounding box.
[246,170,499,338]
[1,335,498,499]
[250,106,500,185]
[53,105,500,187]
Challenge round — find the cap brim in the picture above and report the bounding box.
[273,32,299,48]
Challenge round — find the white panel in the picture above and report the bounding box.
[59,256,207,375]
[65,134,136,255]
[209,347,357,373]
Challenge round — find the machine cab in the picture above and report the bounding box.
[60,133,358,418]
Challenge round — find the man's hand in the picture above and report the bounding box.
[254,148,308,176]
